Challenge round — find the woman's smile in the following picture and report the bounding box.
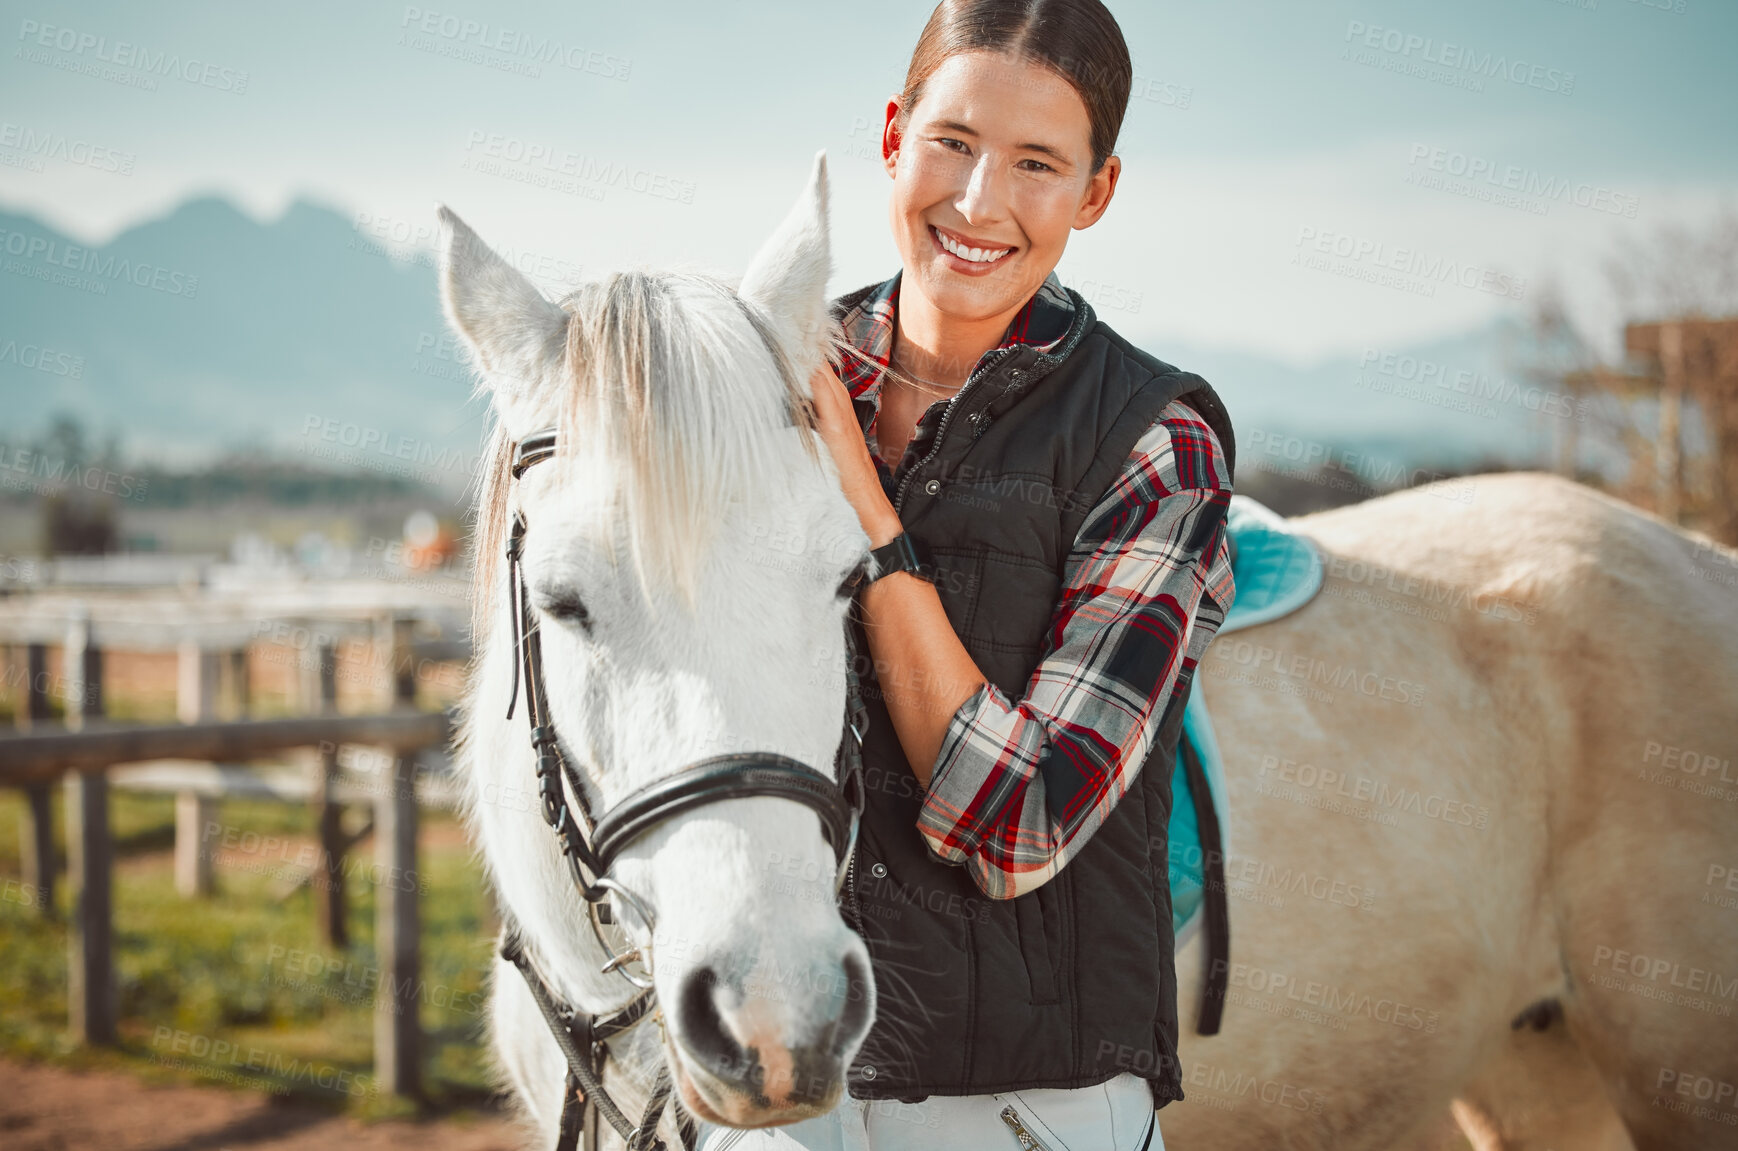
[928,222,1018,272]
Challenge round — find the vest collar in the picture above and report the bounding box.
[834,269,1079,413]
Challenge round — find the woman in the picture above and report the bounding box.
[705,2,1235,1147]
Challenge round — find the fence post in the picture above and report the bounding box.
[1657,320,1684,524]
[18,642,56,916]
[64,612,115,1046]
[174,640,218,898]
[176,639,220,725]
[227,647,250,717]
[390,616,417,711]
[303,636,346,947]
[373,616,421,1098]
[374,742,421,1098]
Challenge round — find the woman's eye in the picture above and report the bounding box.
[936,137,969,153]
[836,560,868,600]
[1018,159,1055,173]
[536,589,592,629]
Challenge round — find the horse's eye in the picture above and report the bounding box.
[836,560,868,600]
[536,589,592,630]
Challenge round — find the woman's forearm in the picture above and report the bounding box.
[858,561,986,788]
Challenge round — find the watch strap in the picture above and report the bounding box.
[868,532,928,584]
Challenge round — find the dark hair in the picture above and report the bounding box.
[897,0,1133,173]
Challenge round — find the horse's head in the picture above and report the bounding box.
[441,154,876,1127]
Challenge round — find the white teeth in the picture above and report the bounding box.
[936,229,1009,263]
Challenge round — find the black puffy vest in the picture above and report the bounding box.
[835,283,1236,1106]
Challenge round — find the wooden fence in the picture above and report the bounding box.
[0,582,469,1099]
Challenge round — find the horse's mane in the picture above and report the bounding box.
[471,270,820,641]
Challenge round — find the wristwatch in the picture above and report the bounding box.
[868,532,929,584]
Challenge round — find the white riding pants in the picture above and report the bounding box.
[696,1071,1162,1151]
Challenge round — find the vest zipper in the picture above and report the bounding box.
[998,1103,1057,1150]
[845,851,859,924]
[892,347,1018,514]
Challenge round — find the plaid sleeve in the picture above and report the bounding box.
[915,399,1235,900]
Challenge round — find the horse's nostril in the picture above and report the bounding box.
[676,966,751,1078]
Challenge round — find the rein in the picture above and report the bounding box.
[498,425,868,1151]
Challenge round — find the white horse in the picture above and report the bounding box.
[1165,474,1738,1151]
[442,156,874,1147]
[444,156,1738,1150]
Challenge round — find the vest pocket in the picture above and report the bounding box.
[1015,882,1066,1005]
[962,550,1060,662]
[924,546,983,632]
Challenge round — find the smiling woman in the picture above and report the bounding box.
[705,2,1238,1150]
[875,3,1125,410]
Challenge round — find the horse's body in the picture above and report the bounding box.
[444,154,1738,1149]
[1163,473,1738,1150]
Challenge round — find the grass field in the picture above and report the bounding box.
[0,785,501,1120]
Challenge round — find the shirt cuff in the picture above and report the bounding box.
[914,679,1045,863]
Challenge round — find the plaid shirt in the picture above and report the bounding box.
[839,271,1235,900]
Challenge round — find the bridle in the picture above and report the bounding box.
[497,425,868,1151]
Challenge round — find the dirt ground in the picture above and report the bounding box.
[0,1057,526,1151]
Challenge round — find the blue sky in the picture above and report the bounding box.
[2,0,1733,361]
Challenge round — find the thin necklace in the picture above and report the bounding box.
[889,352,963,397]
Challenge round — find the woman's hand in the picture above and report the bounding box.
[809,361,904,548]
[809,361,985,787]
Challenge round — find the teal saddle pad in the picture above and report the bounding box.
[1167,496,1322,937]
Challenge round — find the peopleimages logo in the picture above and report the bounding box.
[1405,145,1639,219]
[0,444,149,501]
[0,338,84,378]
[0,225,198,297]
[0,121,135,174]
[1294,226,1525,301]
[1356,347,1584,422]
[398,7,630,80]
[150,1028,374,1096]
[461,131,697,204]
[16,19,250,93]
[1343,20,1576,96]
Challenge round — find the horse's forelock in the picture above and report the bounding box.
[471,271,819,640]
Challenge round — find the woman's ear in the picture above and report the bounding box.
[1073,154,1122,231]
[881,96,903,179]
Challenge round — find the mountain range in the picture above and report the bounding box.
[0,196,1558,491]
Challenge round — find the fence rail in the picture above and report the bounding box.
[0,712,450,782]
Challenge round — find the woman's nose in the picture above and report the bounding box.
[957,155,1011,227]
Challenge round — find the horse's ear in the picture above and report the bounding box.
[436,206,568,435]
[739,152,832,384]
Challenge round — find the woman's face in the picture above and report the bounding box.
[883,49,1119,328]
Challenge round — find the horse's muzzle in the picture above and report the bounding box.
[668,943,873,1126]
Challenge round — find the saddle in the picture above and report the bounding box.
[1168,495,1323,1032]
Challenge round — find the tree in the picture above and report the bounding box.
[1524,207,1738,543]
